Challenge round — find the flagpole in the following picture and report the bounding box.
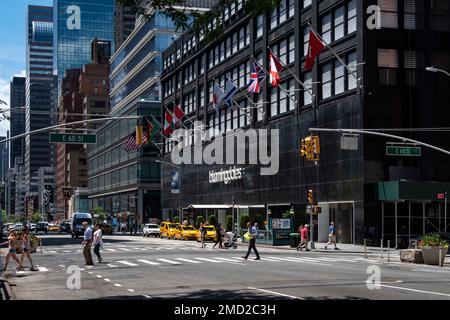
[234,84,265,117]
[264,51,314,97]
[165,106,190,131]
[308,26,359,83]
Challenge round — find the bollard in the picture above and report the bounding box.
[364,239,368,259]
[415,241,418,250]
[40,239,43,254]
[380,239,384,259]
[439,248,443,268]
[387,240,391,262]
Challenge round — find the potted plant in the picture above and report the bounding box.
[419,234,448,266]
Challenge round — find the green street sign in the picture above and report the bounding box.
[49,133,97,144]
[386,146,421,157]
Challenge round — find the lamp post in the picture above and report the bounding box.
[156,160,182,223]
[426,66,450,78]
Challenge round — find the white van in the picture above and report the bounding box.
[71,213,93,239]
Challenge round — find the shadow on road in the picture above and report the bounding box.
[34,234,136,247]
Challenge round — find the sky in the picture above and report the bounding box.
[0,0,53,137]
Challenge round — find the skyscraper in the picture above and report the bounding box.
[10,77,26,168]
[114,3,136,49]
[25,6,57,197]
[53,0,115,95]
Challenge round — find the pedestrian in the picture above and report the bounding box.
[93,223,103,263]
[324,222,338,250]
[199,222,206,248]
[213,223,223,249]
[297,224,310,251]
[18,227,36,271]
[242,222,260,260]
[81,221,94,266]
[1,229,21,271]
[296,224,304,250]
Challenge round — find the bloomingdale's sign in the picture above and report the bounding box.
[209,166,245,185]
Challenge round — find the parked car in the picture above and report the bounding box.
[14,223,24,232]
[197,225,217,242]
[71,213,93,238]
[29,223,37,232]
[48,224,60,232]
[3,223,13,236]
[160,222,179,239]
[59,221,71,233]
[36,222,48,233]
[174,225,197,241]
[143,224,160,237]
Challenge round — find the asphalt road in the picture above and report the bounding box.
[4,234,450,300]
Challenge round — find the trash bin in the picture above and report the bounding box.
[289,233,300,248]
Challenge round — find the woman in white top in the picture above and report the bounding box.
[93,223,103,263]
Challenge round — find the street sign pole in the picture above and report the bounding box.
[445,191,448,233]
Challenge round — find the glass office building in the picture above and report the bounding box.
[53,0,115,94]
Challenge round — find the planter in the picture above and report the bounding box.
[422,247,447,266]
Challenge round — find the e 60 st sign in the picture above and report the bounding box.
[386,146,421,157]
[49,133,97,144]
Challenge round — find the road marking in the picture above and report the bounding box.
[143,295,151,299]
[118,248,131,251]
[174,258,201,264]
[62,250,71,253]
[58,264,66,268]
[114,283,122,287]
[157,258,181,265]
[88,272,93,275]
[105,248,117,252]
[107,264,118,268]
[213,257,245,265]
[137,259,161,266]
[127,289,135,292]
[96,275,102,278]
[132,247,141,250]
[104,278,111,282]
[258,257,282,262]
[117,260,139,267]
[195,257,221,263]
[379,284,450,297]
[36,266,48,272]
[248,287,304,300]
[47,250,57,254]
[268,256,331,266]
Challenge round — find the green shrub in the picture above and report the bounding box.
[239,215,251,228]
[226,215,233,231]
[208,215,216,226]
[174,216,180,223]
[420,234,449,248]
[196,216,205,228]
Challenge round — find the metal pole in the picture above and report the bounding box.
[423,203,426,236]
[445,191,448,233]
[408,202,411,246]
[387,240,391,262]
[380,239,384,259]
[395,202,398,249]
[381,203,384,244]
[439,248,443,268]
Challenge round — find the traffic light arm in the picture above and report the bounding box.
[309,128,450,156]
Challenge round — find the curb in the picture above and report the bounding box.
[253,243,399,255]
[0,276,15,301]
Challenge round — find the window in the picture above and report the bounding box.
[257,94,264,122]
[239,27,246,49]
[279,40,287,65]
[404,50,416,86]
[303,25,311,56]
[322,63,332,99]
[378,48,398,86]
[226,37,231,58]
[256,15,264,38]
[232,32,238,54]
[303,0,312,9]
[303,72,313,105]
[279,0,287,24]
[404,0,416,30]
[226,108,232,132]
[199,86,205,108]
[334,7,345,41]
[322,14,332,44]
[348,52,358,90]
[288,35,295,64]
[379,0,398,28]
[347,0,357,34]
[334,61,345,94]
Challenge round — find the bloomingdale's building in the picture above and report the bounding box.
[160,0,450,245]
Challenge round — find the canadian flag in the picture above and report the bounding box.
[304,29,326,71]
[172,105,185,127]
[163,112,174,136]
[269,50,284,87]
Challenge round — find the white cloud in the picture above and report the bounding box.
[14,70,26,78]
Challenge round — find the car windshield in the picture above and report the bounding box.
[168,224,177,228]
[183,226,195,230]
[205,226,215,231]
[75,218,92,225]
[149,224,158,228]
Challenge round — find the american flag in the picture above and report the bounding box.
[248,59,267,93]
[123,130,148,152]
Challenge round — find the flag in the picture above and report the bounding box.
[172,105,185,127]
[123,130,146,152]
[248,59,267,93]
[269,49,284,87]
[304,29,326,71]
[163,111,174,136]
[213,82,225,109]
[224,78,238,109]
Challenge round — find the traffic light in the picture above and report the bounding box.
[300,136,313,160]
[311,135,321,161]
[136,125,143,145]
[307,189,314,204]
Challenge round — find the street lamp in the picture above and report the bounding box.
[156,160,182,223]
[426,66,450,78]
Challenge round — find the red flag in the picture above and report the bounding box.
[163,112,174,136]
[269,50,284,87]
[173,105,185,127]
[304,30,326,71]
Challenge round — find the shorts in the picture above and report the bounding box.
[328,235,337,242]
[8,248,16,254]
[23,247,30,253]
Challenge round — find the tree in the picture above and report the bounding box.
[208,215,216,226]
[92,207,107,222]
[174,216,180,223]
[226,215,233,232]
[115,0,279,42]
[30,212,42,224]
[239,214,251,228]
[196,215,205,228]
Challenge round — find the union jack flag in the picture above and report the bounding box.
[248,59,268,93]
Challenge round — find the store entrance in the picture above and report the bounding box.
[319,202,354,244]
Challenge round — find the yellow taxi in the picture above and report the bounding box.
[197,225,217,242]
[160,222,179,239]
[174,225,198,241]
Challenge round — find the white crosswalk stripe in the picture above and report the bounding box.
[213,257,244,263]
[117,248,131,251]
[267,256,332,266]
[105,248,117,252]
[194,257,221,263]
[157,258,180,265]
[117,260,139,267]
[137,259,161,266]
[175,258,201,264]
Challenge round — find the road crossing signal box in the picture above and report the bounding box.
[307,189,314,205]
[300,136,320,161]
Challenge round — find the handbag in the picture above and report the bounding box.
[244,232,251,241]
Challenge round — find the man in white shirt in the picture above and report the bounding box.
[81,221,94,266]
